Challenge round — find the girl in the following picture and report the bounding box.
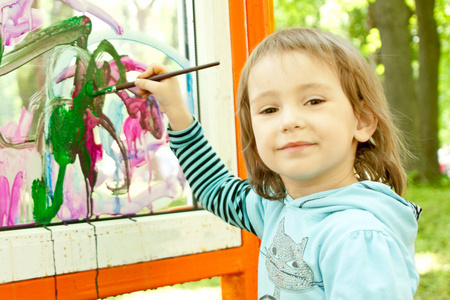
[135,28,422,299]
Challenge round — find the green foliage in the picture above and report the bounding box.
[435,0,450,145]
[274,0,450,149]
[274,0,325,30]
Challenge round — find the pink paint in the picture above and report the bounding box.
[123,115,144,157]
[55,56,147,90]
[107,56,147,85]
[0,172,23,226]
[0,176,10,225]
[0,0,43,46]
[123,115,165,192]
[0,106,39,226]
[0,106,33,143]
[0,4,188,225]
[0,146,42,225]
[63,0,123,35]
[122,94,164,140]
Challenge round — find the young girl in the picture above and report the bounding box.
[135,28,422,299]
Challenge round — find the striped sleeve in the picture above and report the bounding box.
[168,120,257,235]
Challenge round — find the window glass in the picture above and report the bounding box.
[0,0,196,228]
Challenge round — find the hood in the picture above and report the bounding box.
[284,181,422,247]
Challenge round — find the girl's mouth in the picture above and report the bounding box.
[279,142,316,153]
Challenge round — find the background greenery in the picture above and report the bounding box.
[275,0,450,182]
[274,0,450,297]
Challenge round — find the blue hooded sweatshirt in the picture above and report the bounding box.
[169,120,421,300]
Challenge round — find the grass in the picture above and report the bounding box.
[406,181,450,299]
[167,277,221,290]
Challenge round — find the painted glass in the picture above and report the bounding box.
[0,0,195,227]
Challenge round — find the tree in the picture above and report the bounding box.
[370,0,419,171]
[371,0,441,181]
[435,0,450,146]
[415,0,441,181]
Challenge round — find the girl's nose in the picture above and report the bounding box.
[280,108,305,132]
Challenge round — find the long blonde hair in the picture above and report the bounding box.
[237,27,408,199]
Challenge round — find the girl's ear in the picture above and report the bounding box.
[355,106,378,143]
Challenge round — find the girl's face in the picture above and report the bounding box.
[248,51,372,198]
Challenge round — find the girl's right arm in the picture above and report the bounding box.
[135,64,260,235]
[168,120,258,234]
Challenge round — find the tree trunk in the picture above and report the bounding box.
[415,0,441,182]
[371,0,419,171]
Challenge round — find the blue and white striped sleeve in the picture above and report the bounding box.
[168,119,258,235]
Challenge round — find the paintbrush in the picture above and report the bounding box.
[91,61,220,97]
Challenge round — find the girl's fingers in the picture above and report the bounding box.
[135,78,158,95]
[138,63,172,79]
[136,63,173,96]
[139,91,150,99]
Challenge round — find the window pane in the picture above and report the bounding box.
[0,0,196,227]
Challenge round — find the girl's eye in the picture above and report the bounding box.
[260,107,278,114]
[306,99,324,106]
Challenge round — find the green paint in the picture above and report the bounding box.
[0,16,92,76]
[9,16,95,224]
[50,105,85,166]
[32,88,90,223]
[31,38,133,223]
[0,35,3,65]
[32,164,67,224]
[90,85,115,97]
[86,39,127,89]
[84,80,96,99]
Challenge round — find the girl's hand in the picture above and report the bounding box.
[135,63,193,131]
